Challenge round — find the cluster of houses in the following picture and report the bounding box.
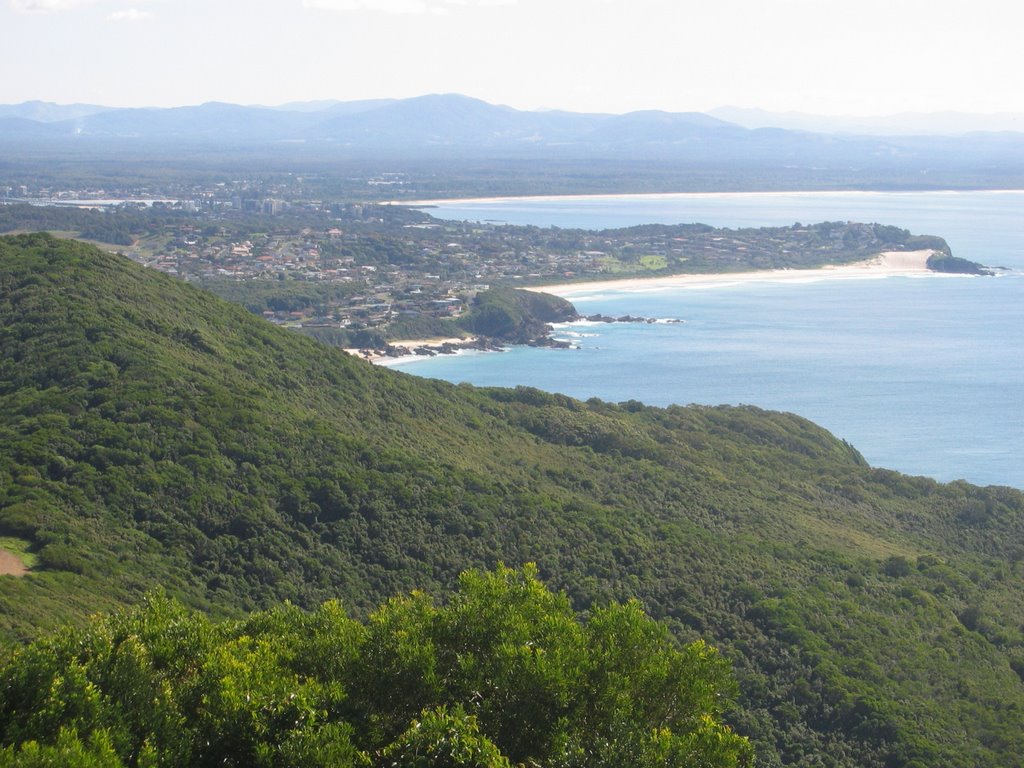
[113,204,888,336]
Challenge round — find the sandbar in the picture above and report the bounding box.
[526,250,938,298]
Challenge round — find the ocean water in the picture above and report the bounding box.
[393,191,1024,489]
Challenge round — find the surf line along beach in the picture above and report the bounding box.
[525,250,940,299]
[356,251,940,364]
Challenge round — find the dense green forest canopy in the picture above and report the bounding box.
[1,234,1024,766]
[0,564,751,768]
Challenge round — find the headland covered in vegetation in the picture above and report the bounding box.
[1,233,1023,766]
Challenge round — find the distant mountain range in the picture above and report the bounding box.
[4,94,1024,194]
[3,93,1023,158]
[5,95,1021,135]
[0,94,739,149]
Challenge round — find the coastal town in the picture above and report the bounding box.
[1,186,951,347]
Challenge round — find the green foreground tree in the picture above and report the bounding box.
[0,565,751,767]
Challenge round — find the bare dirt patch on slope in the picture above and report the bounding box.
[0,549,28,577]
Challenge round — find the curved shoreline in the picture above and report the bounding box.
[391,189,1024,208]
[525,250,939,298]
[350,251,941,364]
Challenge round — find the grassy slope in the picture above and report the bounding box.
[1,234,1024,767]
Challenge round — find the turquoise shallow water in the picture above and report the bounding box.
[393,192,1024,489]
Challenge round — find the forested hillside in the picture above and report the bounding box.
[2,234,1024,766]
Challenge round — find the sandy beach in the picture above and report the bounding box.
[526,250,937,298]
[348,251,937,364]
[347,337,478,365]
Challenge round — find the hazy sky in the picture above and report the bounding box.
[3,0,1022,115]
